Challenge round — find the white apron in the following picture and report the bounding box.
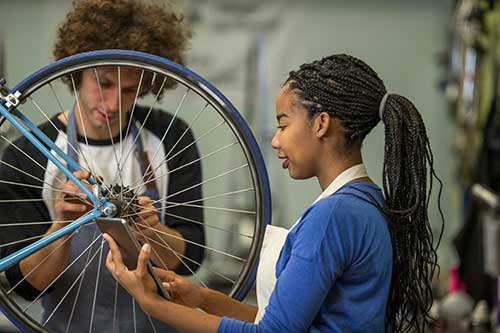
[254,164,369,323]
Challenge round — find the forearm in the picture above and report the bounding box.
[148,224,186,270]
[19,225,71,291]
[200,287,257,322]
[141,295,221,333]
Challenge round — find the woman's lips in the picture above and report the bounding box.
[282,158,289,169]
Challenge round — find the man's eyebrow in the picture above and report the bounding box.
[276,113,288,121]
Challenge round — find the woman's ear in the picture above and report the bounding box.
[314,112,331,138]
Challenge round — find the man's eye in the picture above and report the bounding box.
[123,88,136,94]
[99,82,112,88]
[277,125,286,130]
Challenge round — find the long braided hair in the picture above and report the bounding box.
[285,54,444,332]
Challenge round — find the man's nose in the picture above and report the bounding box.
[104,88,120,113]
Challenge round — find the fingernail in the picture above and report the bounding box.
[142,243,150,252]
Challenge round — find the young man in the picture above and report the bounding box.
[0,1,204,332]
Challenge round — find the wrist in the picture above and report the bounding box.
[47,222,64,234]
[137,292,163,316]
[199,287,211,310]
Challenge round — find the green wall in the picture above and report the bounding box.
[0,0,458,271]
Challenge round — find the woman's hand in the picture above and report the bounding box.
[104,233,162,306]
[156,269,204,309]
[105,232,204,309]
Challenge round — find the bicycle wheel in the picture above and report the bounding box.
[0,50,271,333]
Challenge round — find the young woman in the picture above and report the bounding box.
[104,54,443,333]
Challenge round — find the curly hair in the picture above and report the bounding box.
[285,54,445,333]
[54,0,192,93]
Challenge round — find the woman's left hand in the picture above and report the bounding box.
[104,233,161,306]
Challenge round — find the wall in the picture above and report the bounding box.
[0,0,458,274]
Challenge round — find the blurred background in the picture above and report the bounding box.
[2,0,500,331]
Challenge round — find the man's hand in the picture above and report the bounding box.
[54,170,93,227]
[132,196,161,241]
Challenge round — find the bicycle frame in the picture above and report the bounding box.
[0,101,114,272]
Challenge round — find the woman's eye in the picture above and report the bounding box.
[277,125,286,131]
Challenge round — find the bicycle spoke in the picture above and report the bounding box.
[0,214,94,250]
[143,235,236,285]
[129,218,210,304]
[93,68,128,203]
[165,120,226,163]
[162,210,253,239]
[0,220,75,227]
[28,97,90,172]
[44,232,102,326]
[65,228,99,333]
[122,70,144,156]
[0,234,44,249]
[128,141,238,194]
[164,201,255,215]
[127,199,255,217]
[133,222,246,262]
[112,280,118,333]
[0,178,91,205]
[132,296,137,333]
[130,120,225,189]
[89,239,105,333]
[117,76,167,169]
[118,67,123,174]
[0,198,57,203]
[128,187,255,238]
[165,164,249,201]
[146,313,157,333]
[133,218,207,288]
[1,134,66,186]
[151,187,254,210]
[132,88,190,196]
[132,215,179,273]
[124,163,248,217]
[163,102,208,161]
[23,233,103,312]
[7,230,77,294]
[0,158,77,199]
[49,82,66,117]
[70,74,99,180]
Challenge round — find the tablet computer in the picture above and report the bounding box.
[95,217,171,300]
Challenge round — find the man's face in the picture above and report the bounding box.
[76,67,141,140]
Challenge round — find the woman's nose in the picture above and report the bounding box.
[271,131,280,150]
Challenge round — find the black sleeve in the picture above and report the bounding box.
[0,141,53,300]
[164,118,205,275]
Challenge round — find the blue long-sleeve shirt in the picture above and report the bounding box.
[218,182,393,333]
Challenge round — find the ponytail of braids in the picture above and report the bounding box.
[381,93,444,332]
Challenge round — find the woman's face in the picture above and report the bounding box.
[271,87,320,180]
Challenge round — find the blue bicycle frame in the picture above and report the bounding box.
[0,101,115,272]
